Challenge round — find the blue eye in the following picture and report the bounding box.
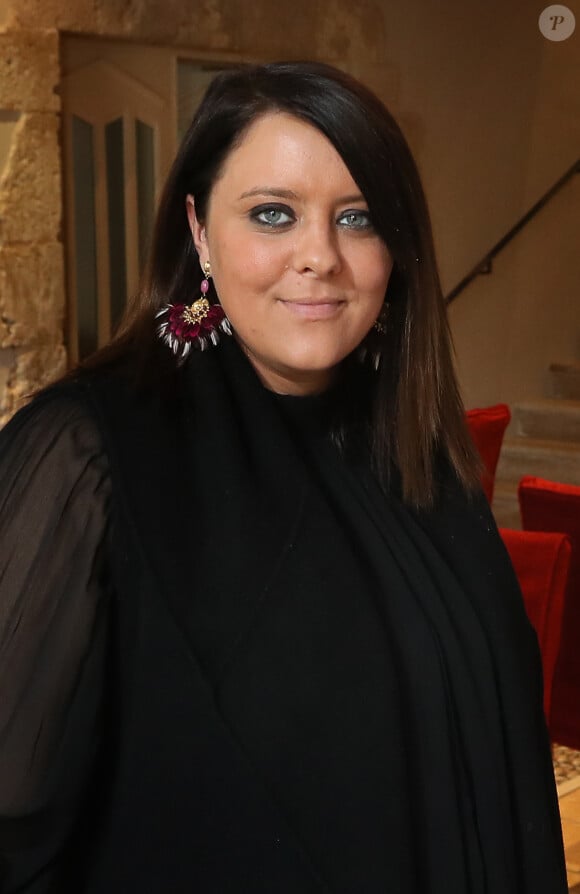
[251,205,294,227]
[338,209,372,230]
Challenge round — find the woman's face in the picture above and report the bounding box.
[187,112,393,395]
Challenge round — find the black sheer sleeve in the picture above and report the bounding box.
[0,392,112,891]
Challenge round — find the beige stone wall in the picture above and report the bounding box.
[0,25,65,421]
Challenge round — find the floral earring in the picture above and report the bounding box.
[156,261,233,360]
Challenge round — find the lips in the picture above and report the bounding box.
[279,298,345,320]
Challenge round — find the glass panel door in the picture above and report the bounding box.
[61,39,233,363]
[71,115,98,358]
[105,118,128,331]
[61,52,171,361]
[136,120,156,269]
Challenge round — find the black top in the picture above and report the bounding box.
[0,340,567,892]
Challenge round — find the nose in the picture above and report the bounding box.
[292,218,342,278]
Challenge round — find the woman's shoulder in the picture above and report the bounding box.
[1,378,101,455]
[0,377,112,505]
[0,348,157,449]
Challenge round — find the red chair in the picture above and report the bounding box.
[500,528,571,723]
[466,404,511,503]
[518,476,580,747]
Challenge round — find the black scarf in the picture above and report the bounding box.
[81,337,566,893]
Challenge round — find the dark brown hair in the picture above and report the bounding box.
[85,60,480,508]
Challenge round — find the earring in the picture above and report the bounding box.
[358,303,389,371]
[373,303,389,335]
[156,261,232,360]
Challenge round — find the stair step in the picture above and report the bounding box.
[511,398,580,442]
[550,362,580,400]
[496,436,580,486]
[491,481,521,530]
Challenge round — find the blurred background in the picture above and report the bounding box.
[0,0,577,417]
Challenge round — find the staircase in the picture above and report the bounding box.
[492,362,580,528]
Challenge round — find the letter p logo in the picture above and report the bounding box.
[539,5,576,40]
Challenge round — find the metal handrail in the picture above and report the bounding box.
[446,159,580,303]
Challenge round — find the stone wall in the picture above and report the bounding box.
[0,24,65,420]
[0,0,388,422]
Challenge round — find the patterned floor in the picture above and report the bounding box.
[554,744,580,787]
[552,745,580,891]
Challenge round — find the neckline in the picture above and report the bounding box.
[268,383,340,435]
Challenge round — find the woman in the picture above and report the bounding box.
[0,62,566,892]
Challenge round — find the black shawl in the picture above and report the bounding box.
[53,336,567,893]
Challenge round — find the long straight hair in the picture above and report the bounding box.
[83,61,481,508]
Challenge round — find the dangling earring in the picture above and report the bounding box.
[373,303,389,335]
[358,302,389,371]
[156,261,233,360]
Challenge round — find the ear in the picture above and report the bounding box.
[186,195,209,267]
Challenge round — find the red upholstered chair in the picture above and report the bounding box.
[518,476,580,747]
[500,528,571,724]
[466,404,511,503]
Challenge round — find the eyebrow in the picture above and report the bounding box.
[237,187,367,204]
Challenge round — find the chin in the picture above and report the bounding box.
[280,339,355,371]
[280,352,343,377]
